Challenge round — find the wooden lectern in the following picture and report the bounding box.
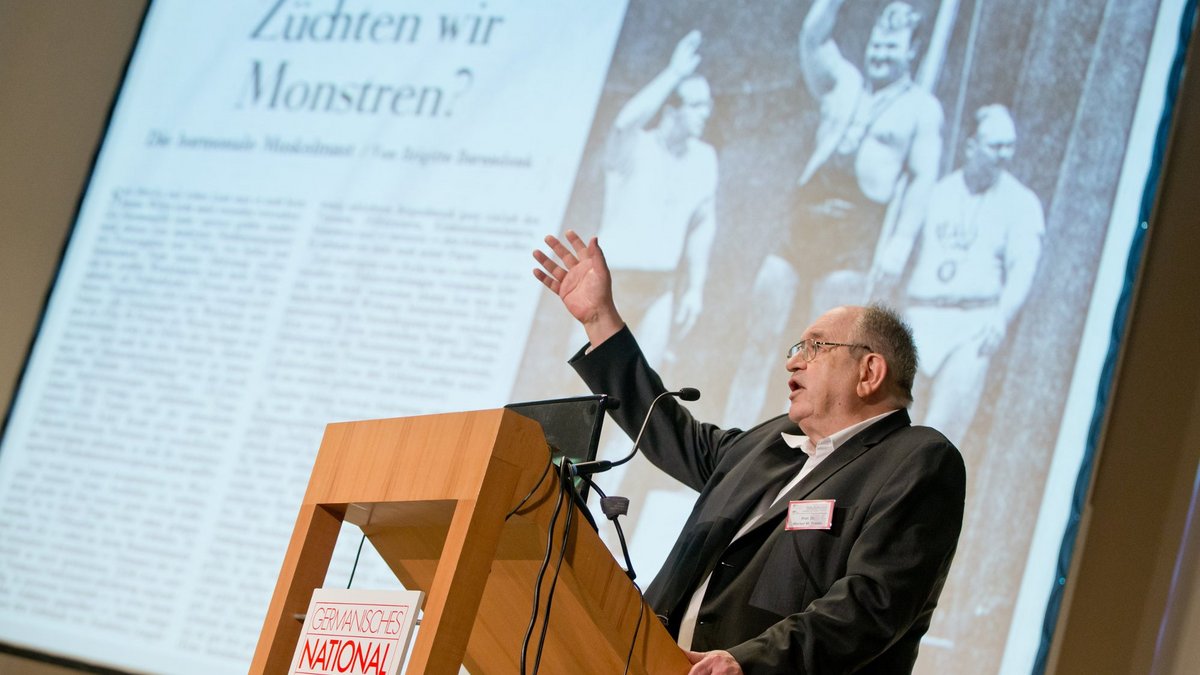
[251,409,690,674]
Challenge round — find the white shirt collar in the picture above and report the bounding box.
[780,409,900,456]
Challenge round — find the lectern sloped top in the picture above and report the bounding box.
[305,408,542,505]
[252,408,690,675]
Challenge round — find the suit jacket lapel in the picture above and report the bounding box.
[692,430,805,580]
[721,434,805,535]
[757,409,911,525]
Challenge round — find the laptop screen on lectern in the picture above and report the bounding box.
[505,394,612,494]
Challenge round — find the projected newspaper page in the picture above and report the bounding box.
[0,1,627,672]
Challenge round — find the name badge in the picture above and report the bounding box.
[785,499,835,531]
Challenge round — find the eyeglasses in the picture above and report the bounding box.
[786,339,873,362]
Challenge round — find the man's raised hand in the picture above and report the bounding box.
[532,230,624,347]
[670,30,703,79]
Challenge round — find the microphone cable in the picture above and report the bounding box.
[530,460,577,675]
[507,450,554,521]
[520,458,567,675]
[623,580,646,675]
[582,476,636,582]
[346,533,368,589]
[580,475,644,675]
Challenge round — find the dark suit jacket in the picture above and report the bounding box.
[571,327,965,675]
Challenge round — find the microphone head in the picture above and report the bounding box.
[677,387,701,401]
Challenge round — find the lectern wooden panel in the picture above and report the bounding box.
[251,408,690,674]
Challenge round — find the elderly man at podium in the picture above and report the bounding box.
[532,231,966,675]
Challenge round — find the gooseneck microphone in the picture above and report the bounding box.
[570,387,701,477]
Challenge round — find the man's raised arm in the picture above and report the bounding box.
[606,30,703,171]
[799,0,850,98]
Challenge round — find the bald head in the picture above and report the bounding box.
[964,104,1018,192]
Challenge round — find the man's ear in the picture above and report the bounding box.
[857,353,889,399]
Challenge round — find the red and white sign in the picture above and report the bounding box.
[288,588,423,675]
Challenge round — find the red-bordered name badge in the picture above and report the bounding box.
[785,499,835,530]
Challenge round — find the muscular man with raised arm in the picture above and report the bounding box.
[533,231,965,675]
[724,0,943,428]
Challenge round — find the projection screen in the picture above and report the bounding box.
[0,0,1191,673]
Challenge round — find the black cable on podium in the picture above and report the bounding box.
[519,456,568,675]
[582,474,645,675]
[506,451,554,521]
[530,460,577,674]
